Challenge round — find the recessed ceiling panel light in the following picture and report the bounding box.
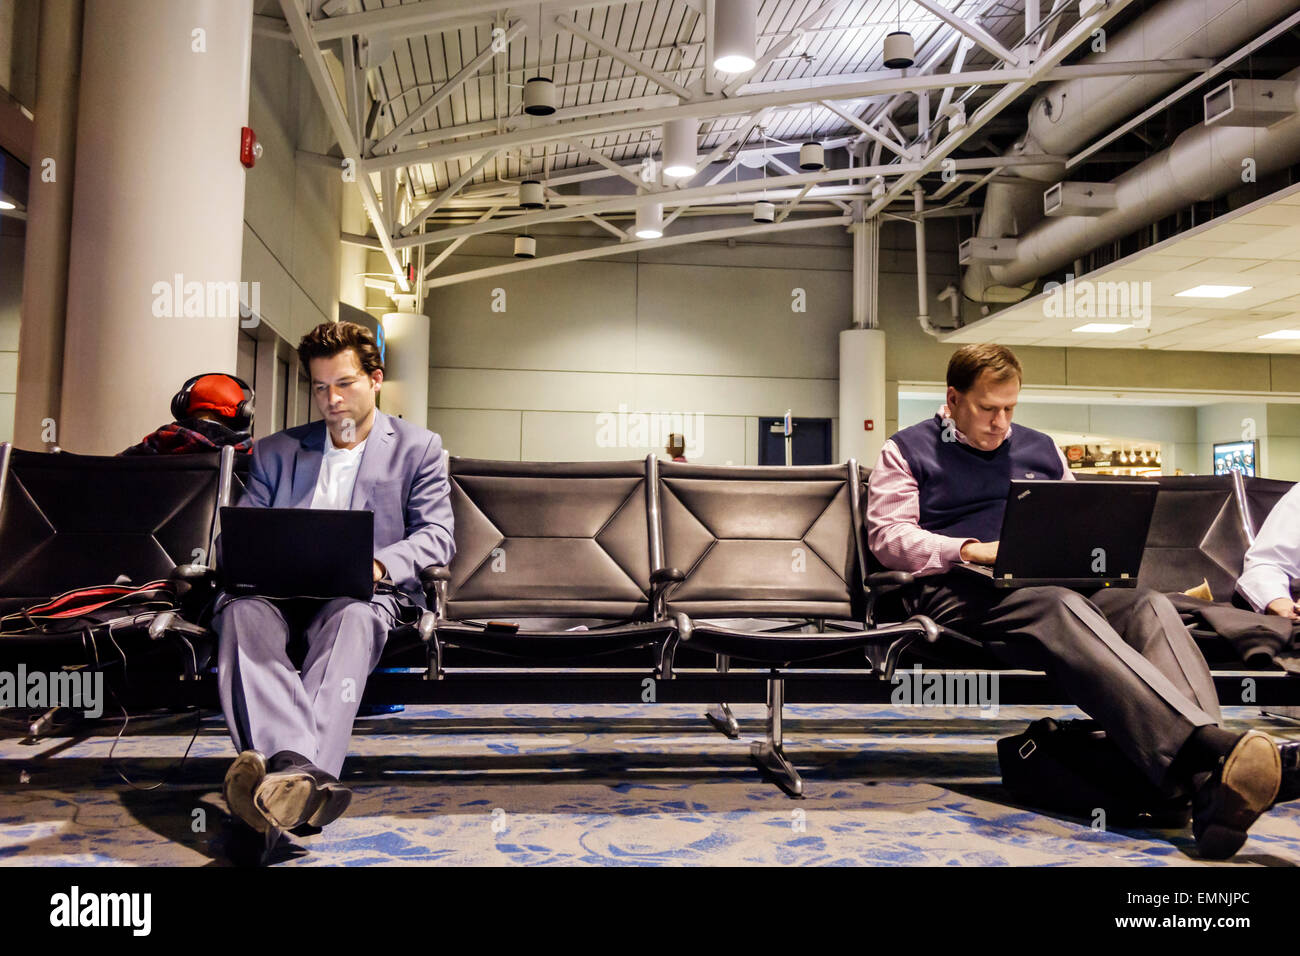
[1073,323,1131,333]
[1258,329,1300,339]
[1175,284,1252,298]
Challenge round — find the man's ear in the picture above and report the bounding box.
[945,385,959,411]
[371,369,384,390]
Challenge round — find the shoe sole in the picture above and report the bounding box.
[1195,731,1281,860]
[223,751,270,835]
[255,771,322,831]
[307,784,352,828]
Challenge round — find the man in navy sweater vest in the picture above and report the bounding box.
[868,344,1293,859]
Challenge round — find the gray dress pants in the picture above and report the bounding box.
[213,593,408,778]
[904,579,1221,794]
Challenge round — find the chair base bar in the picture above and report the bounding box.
[705,703,741,739]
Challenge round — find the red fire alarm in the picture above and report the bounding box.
[240,127,259,168]
[864,419,874,431]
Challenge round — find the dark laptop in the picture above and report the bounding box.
[219,507,374,600]
[952,479,1158,589]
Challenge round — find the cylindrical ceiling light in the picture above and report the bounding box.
[753,200,775,223]
[634,202,664,239]
[662,118,698,179]
[883,31,915,69]
[523,76,557,115]
[519,179,544,209]
[514,235,536,258]
[799,142,825,171]
[714,0,758,73]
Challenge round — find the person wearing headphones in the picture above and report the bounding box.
[121,373,255,457]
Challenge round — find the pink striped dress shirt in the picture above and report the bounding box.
[866,407,1074,576]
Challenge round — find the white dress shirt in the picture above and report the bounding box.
[310,435,368,511]
[1236,481,1300,612]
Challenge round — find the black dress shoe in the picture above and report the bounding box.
[255,759,352,831]
[1275,741,1300,804]
[222,750,270,834]
[1193,730,1281,859]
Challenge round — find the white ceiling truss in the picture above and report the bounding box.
[274,0,1155,295]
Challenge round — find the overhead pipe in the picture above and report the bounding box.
[990,69,1300,288]
[913,186,950,336]
[961,0,1296,305]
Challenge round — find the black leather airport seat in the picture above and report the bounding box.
[0,443,234,712]
[417,456,676,675]
[657,459,935,668]
[655,459,938,794]
[1136,473,1291,600]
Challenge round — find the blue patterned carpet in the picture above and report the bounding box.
[1,703,1299,866]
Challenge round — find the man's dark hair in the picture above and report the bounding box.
[946,343,1022,392]
[297,321,384,376]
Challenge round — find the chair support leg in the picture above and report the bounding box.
[705,654,741,738]
[750,675,802,798]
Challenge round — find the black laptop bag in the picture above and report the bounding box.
[997,717,1192,828]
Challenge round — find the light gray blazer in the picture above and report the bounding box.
[238,409,456,598]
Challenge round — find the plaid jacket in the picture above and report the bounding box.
[121,418,253,457]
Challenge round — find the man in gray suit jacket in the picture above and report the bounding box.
[215,321,454,850]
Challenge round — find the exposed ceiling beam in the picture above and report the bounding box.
[388,155,1044,251]
[552,13,695,101]
[775,183,816,223]
[820,100,909,158]
[402,149,500,236]
[278,0,408,290]
[424,214,849,290]
[392,95,682,152]
[362,58,1208,176]
[910,0,1022,67]
[424,204,503,279]
[562,140,649,189]
[371,20,525,157]
[309,0,700,42]
[363,69,1039,173]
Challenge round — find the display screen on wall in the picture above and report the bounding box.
[1213,440,1257,477]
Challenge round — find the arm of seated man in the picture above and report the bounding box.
[373,433,456,593]
[958,540,999,566]
[1237,483,1300,616]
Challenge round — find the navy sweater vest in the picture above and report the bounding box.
[890,415,1064,542]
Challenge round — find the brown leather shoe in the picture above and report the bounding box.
[222,750,270,835]
[254,764,352,831]
[1193,730,1281,859]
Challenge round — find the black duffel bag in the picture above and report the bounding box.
[997,717,1192,828]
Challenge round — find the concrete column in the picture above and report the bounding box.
[381,302,429,429]
[59,0,253,454]
[839,328,886,468]
[339,181,368,312]
[13,0,83,450]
